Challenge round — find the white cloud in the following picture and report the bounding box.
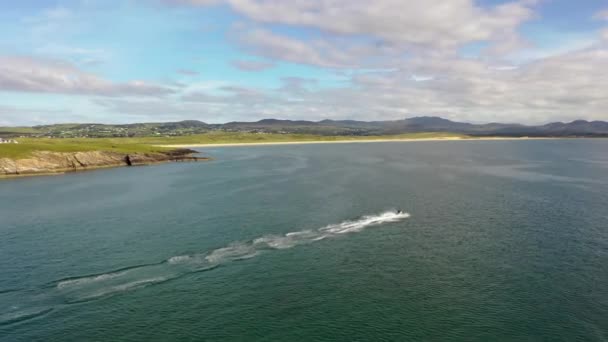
[0,56,175,97]
[3,0,607,125]
[279,77,317,94]
[507,37,598,63]
[234,28,359,68]
[163,0,221,5]
[90,41,608,125]
[231,59,275,71]
[184,0,536,51]
[596,9,608,41]
[593,9,608,21]
[186,43,608,124]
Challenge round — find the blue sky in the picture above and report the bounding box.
[1,0,607,125]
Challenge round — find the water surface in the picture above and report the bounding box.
[1,140,607,341]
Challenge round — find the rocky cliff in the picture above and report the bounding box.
[0,149,205,177]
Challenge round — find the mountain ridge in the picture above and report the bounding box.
[2,116,608,138]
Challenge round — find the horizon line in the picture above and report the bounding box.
[2,116,605,128]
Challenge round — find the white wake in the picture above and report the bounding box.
[52,210,410,303]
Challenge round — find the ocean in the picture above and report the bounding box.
[1,140,607,341]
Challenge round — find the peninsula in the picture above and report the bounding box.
[0,138,205,178]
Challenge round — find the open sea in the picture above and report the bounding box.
[1,140,607,341]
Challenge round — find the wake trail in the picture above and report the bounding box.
[0,210,410,326]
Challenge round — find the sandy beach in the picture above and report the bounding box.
[157,136,558,148]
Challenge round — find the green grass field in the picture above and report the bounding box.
[0,138,170,159]
[0,132,469,159]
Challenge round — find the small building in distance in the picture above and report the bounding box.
[0,138,18,144]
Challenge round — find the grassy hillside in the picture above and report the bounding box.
[0,138,170,159]
[0,132,468,159]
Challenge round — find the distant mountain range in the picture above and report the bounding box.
[2,116,608,138]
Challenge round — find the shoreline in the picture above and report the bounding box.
[1,149,207,180]
[157,136,564,148]
[0,159,203,179]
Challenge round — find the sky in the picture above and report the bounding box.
[0,0,607,126]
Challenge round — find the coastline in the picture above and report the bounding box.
[0,149,206,179]
[156,136,560,148]
[0,159,202,179]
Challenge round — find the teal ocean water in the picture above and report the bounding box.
[1,140,608,341]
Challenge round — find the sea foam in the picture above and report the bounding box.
[57,271,128,289]
[2,211,410,326]
[186,210,410,264]
[26,211,410,316]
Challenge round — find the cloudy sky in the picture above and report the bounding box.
[1,0,607,126]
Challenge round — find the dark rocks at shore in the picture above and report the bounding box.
[126,149,203,165]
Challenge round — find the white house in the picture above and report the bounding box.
[0,138,18,144]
